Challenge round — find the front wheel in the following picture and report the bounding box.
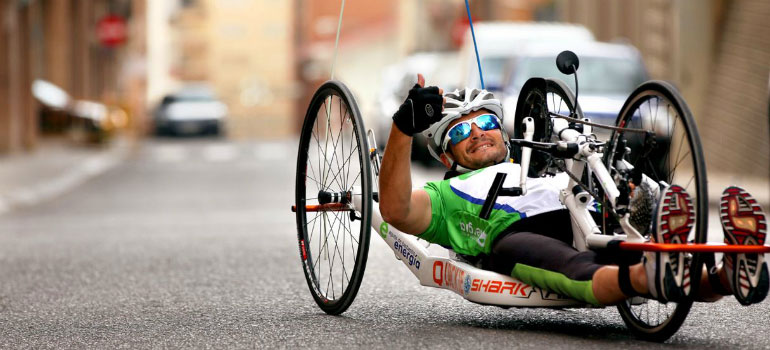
[512,77,582,177]
[295,80,372,315]
[608,81,707,342]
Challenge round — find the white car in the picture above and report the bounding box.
[500,41,649,139]
[154,84,228,136]
[457,21,595,93]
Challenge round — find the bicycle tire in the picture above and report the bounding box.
[512,77,582,177]
[608,81,708,342]
[295,80,372,315]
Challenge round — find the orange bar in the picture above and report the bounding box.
[619,242,770,253]
[291,203,350,212]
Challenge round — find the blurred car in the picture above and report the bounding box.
[154,84,228,136]
[457,21,596,94]
[500,41,649,139]
[374,51,460,166]
[32,79,126,144]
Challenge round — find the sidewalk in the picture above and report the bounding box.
[0,136,131,214]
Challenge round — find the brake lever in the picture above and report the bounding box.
[510,139,556,150]
[510,139,580,159]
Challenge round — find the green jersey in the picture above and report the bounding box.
[420,162,582,256]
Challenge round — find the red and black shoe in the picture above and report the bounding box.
[721,186,768,305]
[644,185,694,302]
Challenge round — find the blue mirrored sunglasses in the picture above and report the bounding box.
[442,114,501,149]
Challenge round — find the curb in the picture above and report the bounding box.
[0,140,131,215]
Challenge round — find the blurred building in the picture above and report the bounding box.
[294,0,397,130]
[151,0,295,139]
[169,1,209,82]
[207,0,295,139]
[0,0,147,153]
[558,0,769,181]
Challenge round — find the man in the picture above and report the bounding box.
[379,74,768,306]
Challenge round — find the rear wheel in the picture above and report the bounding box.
[609,81,708,342]
[295,80,372,315]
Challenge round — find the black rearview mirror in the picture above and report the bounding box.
[556,50,580,75]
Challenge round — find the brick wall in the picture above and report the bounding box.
[699,0,769,180]
[0,0,36,152]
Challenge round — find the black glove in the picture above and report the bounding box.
[392,84,443,135]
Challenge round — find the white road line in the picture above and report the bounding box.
[153,145,188,163]
[202,144,239,162]
[254,143,290,161]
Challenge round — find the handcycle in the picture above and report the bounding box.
[291,50,770,342]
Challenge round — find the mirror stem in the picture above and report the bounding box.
[572,64,580,119]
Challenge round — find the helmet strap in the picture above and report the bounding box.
[450,161,474,174]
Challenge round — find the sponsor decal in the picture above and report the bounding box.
[394,238,421,269]
[300,240,307,260]
[432,261,466,295]
[539,288,570,301]
[456,212,489,247]
[303,261,325,301]
[432,262,535,299]
[469,278,533,298]
[379,222,389,239]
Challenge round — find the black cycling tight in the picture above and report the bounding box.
[487,231,605,281]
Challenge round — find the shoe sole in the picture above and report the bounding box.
[654,185,695,301]
[721,186,769,305]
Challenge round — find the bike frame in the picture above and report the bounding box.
[545,117,647,252]
[347,117,769,308]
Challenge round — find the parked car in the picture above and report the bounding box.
[457,21,595,94]
[374,51,460,166]
[154,84,228,136]
[32,79,125,144]
[500,41,649,139]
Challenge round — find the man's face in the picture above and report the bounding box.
[443,110,507,170]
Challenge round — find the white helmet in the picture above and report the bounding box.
[422,87,510,166]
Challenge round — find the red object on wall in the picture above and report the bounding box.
[97,14,127,48]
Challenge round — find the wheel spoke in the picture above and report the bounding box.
[319,97,348,192]
[323,113,348,191]
[304,212,323,228]
[321,211,338,298]
[644,157,662,181]
[673,124,687,175]
[305,174,323,189]
[340,100,348,191]
[313,133,346,192]
[329,97,347,189]
[322,145,360,191]
[327,209,353,286]
[671,149,692,174]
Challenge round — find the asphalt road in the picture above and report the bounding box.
[0,138,767,349]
